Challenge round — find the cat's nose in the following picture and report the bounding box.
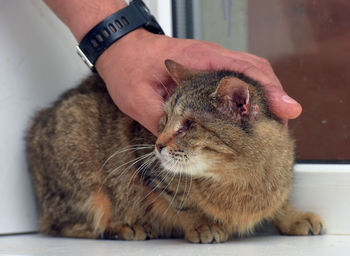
[156,143,165,153]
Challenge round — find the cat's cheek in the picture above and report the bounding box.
[189,155,218,177]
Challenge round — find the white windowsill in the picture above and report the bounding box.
[0,234,349,256]
[291,164,350,235]
[294,163,350,173]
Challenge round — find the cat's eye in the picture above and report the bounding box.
[176,119,195,135]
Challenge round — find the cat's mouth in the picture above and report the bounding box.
[154,146,215,178]
[154,147,187,173]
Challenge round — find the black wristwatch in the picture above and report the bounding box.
[76,0,164,71]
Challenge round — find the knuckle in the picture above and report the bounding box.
[260,57,273,67]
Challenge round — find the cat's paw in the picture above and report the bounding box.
[281,212,324,236]
[185,224,229,243]
[105,224,147,240]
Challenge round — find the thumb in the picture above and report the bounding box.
[265,86,302,120]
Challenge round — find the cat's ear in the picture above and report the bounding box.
[211,77,259,122]
[165,59,199,86]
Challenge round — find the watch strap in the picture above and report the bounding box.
[76,0,164,71]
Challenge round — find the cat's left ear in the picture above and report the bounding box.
[165,59,199,86]
[211,77,259,122]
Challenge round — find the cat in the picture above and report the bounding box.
[26,60,324,243]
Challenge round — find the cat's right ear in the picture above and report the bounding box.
[211,77,259,123]
[164,60,199,86]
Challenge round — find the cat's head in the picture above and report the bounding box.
[155,60,273,179]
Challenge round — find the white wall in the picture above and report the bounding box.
[0,0,90,234]
[144,0,172,36]
[0,0,171,234]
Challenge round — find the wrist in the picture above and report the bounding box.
[44,0,128,43]
[71,1,128,42]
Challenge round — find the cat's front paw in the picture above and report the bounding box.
[280,212,324,236]
[105,224,147,240]
[185,223,229,243]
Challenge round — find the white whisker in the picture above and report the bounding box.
[176,171,188,215]
[161,163,182,219]
[125,153,157,201]
[152,74,170,98]
[101,144,154,170]
[142,158,179,212]
[176,163,193,216]
[100,152,154,192]
[133,164,167,208]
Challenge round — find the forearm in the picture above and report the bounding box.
[43,0,128,42]
[43,0,150,74]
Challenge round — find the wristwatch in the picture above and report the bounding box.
[76,0,164,71]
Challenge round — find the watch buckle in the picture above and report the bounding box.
[76,46,94,70]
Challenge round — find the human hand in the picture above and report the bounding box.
[96,29,302,135]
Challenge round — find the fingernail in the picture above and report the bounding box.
[282,95,298,104]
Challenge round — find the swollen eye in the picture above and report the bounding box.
[177,119,195,134]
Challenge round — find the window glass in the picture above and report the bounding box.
[175,0,350,162]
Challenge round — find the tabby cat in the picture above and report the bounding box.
[26,60,323,243]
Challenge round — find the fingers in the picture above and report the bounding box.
[181,43,302,120]
[202,41,279,85]
[182,43,280,87]
[217,57,302,120]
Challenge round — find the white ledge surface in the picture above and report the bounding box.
[0,234,349,256]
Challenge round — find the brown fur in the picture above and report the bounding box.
[26,60,323,243]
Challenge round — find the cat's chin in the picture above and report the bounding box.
[156,151,181,172]
[155,148,188,174]
[160,159,185,173]
[155,149,214,178]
